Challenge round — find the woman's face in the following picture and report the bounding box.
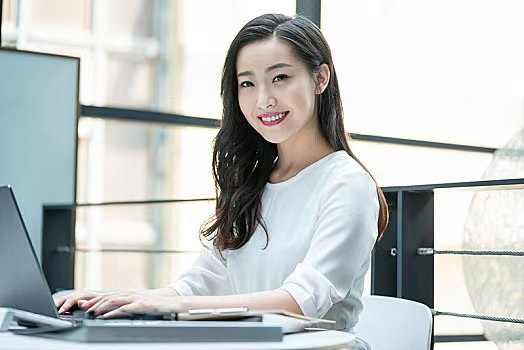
[236,38,320,144]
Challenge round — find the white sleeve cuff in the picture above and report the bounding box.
[280,283,319,319]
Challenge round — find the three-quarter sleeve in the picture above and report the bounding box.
[280,172,379,319]
[170,239,233,296]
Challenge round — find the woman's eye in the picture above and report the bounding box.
[273,74,289,82]
[239,81,253,88]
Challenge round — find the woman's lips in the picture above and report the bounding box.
[258,111,289,126]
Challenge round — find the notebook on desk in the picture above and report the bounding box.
[0,185,283,342]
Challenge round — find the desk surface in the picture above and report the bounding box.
[0,330,367,349]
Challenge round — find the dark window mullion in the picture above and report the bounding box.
[296,0,321,28]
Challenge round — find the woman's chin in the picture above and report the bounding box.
[261,134,288,144]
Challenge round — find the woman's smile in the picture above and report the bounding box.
[258,111,289,126]
[237,38,319,144]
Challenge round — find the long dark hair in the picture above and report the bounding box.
[201,14,389,252]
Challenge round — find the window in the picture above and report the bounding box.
[322,1,524,348]
[3,0,295,115]
[322,0,524,149]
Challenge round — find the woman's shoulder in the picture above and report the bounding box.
[315,151,374,186]
[264,150,374,196]
[311,151,377,207]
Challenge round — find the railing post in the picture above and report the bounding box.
[371,191,398,296]
[372,190,434,308]
[401,190,434,307]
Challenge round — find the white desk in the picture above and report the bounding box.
[0,330,368,349]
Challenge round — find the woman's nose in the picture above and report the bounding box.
[256,88,277,110]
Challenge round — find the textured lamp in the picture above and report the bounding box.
[463,129,524,349]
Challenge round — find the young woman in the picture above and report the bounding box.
[56,13,389,332]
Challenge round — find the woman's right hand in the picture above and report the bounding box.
[53,288,177,314]
[54,290,110,314]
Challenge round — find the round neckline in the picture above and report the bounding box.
[265,150,347,189]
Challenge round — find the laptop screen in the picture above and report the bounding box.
[0,186,60,318]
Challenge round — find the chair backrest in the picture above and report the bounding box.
[354,295,433,350]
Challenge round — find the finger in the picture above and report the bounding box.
[59,298,83,314]
[86,295,112,314]
[55,296,68,309]
[100,302,143,319]
[85,293,127,313]
[58,294,86,314]
[57,292,99,311]
[93,304,120,317]
[89,296,131,316]
[55,291,80,308]
[99,305,131,319]
[58,300,73,314]
[81,295,104,310]
[93,297,132,317]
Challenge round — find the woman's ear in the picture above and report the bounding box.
[315,64,330,95]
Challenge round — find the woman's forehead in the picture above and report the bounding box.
[236,38,301,73]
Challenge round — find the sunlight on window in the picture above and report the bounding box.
[322,0,524,149]
[349,140,493,187]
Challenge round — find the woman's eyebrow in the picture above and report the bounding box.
[237,63,293,78]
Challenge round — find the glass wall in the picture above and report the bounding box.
[75,200,213,290]
[1,0,295,114]
[349,140,493,186]
[76,118,217,203]
[75,117,218,289]
[322,1,524,349]
[321,0,524,149]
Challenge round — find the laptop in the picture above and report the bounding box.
[0,185,282,342]
[0,185,70,324]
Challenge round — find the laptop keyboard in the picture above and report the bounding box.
[59,310,92,321]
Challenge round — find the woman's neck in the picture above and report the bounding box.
[271,123,335,183]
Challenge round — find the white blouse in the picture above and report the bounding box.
[171,150,379,332]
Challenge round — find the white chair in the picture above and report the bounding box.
[354,295,433,350]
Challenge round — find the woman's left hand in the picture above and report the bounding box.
[80,290,185,319]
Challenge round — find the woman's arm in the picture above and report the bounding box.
[83,288,302,318]
[146,287,180,297]
[177,289,302,314]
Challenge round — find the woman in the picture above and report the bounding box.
[56,13,389,332]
